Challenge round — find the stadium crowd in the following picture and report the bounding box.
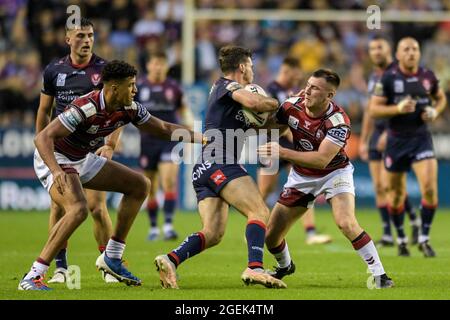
[1,0,450,135]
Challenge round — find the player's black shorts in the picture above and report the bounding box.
[192,161,249,202]
[384,131,435,172]
[139,138,180,171]
[368,127,384,161]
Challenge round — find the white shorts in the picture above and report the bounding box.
[278,163,355,208]
[34,149,107,192]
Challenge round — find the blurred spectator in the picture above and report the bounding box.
[0,0,449,132]
[289,24,327,73]
[195,22,217,81]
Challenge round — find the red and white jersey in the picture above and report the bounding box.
[55,90,151,160]
[276,95,351,177]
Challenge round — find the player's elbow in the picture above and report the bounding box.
[34,130,52,148]
[34,131,44,147]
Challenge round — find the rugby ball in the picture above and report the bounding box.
[242,84,270,127]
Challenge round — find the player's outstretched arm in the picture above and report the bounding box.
[258,138,341,169]
[137,116,204,144]
[35,93,55,134]
[232,88,279,112]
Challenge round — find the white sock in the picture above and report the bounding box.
[163,223,173,234]
[24,261,49,280]
[150,227,160,234]
[105,238,125,259]
[419,235,429,244]
[270,240,292,269]
[355,240,385,277]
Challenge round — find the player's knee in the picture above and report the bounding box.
[89,204,107,221]
[375,182,387,196]
[248,205,270,222]
[69,202,89,224]
[203,230,224,248]
[132,176,151,200]
[50,201,64,217]
[391,191,406,207]
[422,185,437,200]
[335,218,357,235]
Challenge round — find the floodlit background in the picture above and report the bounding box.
[1,0,450,210]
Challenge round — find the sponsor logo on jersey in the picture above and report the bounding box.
[316,130,324,139]
[165,88,174,102]
[56,73,67,86]
[303,120,311,129]
[114,121,125,128]
[80,103,97,118]
[299,139,314,151]
[373,82,384,96]
[328,113,345,126]
[327,127,349,143]
[422,78,432,92]
[385,155,392,168]
[62,108,83,128]
[140,87,151,101]
[288,115,299,129]
[86,125,99,134]
[91,73,101,86]
[89,136,104,147]
[394,79,404,93]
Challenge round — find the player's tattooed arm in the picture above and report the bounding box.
[138,116,204,144]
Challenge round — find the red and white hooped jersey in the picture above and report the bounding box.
[276,95,351,177]
[55,90,151,161]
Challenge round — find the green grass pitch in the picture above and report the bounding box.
[1,208,450,300]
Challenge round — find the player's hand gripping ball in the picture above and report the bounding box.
[242,84,270,127]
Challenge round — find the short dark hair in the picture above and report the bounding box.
[148,51,167,62]
[282,57,299,68]
[65,17,94,33]
[312,69,340,88]
[218,45,252,73]
[101,60,137,82]
[369,35,392,46]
